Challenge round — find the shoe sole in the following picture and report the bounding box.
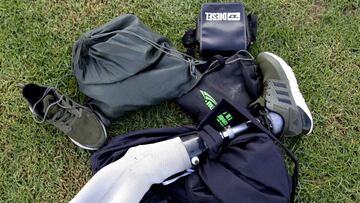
[262,52,314,134]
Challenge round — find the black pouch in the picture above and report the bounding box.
[183,2,257,58]
[176,52,261,123]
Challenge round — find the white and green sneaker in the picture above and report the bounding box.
[254,52,313,136]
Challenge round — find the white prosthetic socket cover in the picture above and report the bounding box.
[71,137,191,203]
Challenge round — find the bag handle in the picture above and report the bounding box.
[247,13,257,44]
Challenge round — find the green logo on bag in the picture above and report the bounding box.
[200,90,234,128]
[200,90,217,110]
[217,111,233,127]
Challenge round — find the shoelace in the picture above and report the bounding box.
[258,108,274,134]
[32,87,82,129]
[48,97,80,129]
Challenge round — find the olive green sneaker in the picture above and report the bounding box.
[22,84,107,150]
[254,52,313,136]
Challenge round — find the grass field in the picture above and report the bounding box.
[0,0,359,202]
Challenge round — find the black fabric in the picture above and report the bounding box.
[182,29,197,57]
[226,100,299,202]
[198,125,223,159]
[177,52,261,122]
[91,99,296,203]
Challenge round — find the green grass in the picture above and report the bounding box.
[0,0,359,202]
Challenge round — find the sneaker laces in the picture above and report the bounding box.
[32,87,82,129]
[49,97,81,128]
[258,108,272,132]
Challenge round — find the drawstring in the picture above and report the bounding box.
[78,30,255,78]
[225,50,255,64]
[188,59,197,78]
[199,50,255,74]
[121,30,206,76]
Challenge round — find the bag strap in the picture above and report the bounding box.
[247,13,257,44]
[229,100,298,203]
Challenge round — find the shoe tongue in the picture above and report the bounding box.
[42,94,62,118]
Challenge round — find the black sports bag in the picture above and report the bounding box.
[177,51,261,123]
[183,2,257,58]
